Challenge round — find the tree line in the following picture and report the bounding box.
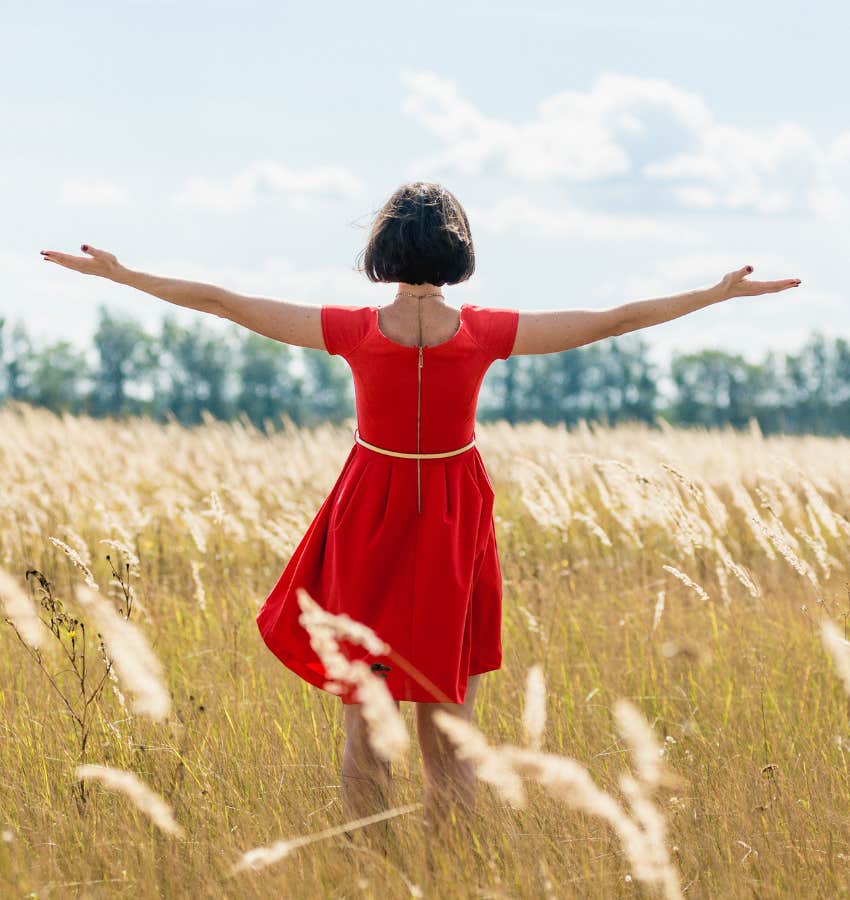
[1,306,846,435]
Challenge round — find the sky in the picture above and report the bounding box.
[2,0,847,374]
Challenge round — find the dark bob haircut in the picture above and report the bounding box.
[354,182,475,286]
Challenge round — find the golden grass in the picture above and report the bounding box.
[2,399,850,898]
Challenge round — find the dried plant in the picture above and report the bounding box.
[230,803,421,875]
[522,663,546,751]
[0,567,47,650]
[2,567,126,809]
[48,536,99,591]
[74,583,171,723]
[2,551,169,811]
[661,564,710,604]
[296,588,408,763]
[75,764,184,837]
[433,668,685,900]
[820,618,850,698]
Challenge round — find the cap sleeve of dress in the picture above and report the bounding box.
[463,304,519,361]
[321,305,373,358]
[469,305,518,360]
[487,306,519,359]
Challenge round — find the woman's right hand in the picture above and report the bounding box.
[40,244,125,280]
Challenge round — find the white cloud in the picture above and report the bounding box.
[643,122,829,215]
[400,69,714,181]
[58,180,130,207]
[172,160,365,211]
[468,195,695,242]
[400,70,850,221]
[808,184,850,221]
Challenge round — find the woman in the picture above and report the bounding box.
[40,181,801,829]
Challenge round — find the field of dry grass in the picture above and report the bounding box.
[3,400,850,899]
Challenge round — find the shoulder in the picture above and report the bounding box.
[463,304,519,360]
[321,305,374,357]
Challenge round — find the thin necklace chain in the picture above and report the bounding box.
[392,289,445,515]
[394,289,445,300]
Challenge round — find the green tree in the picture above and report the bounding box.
[670,349,765,428]
[1,319,36,402]
[237,331,308,429]
[301,349,355,426]
[483,335,657,427]
[29,340,90,413]
[90,306,158,417]
[155,316,236,424]
[783,332,850,434]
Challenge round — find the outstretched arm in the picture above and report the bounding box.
[510,265,802,356]
[39,244,326,351]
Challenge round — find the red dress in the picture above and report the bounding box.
[255,302,519,705]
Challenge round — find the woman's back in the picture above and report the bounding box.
[322,302,518,452]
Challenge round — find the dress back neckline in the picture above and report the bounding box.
[373,303,468,350]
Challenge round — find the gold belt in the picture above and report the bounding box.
[353,427,476,514]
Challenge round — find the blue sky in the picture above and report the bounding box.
[2,0,847,372]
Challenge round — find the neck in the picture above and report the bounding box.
[396,282,444,296]
[394,282,446,303]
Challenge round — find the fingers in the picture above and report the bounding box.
[768,279,802,292]
[733,266,801,287]
[760,278,802,291]
[41,249,80,266]
[724,265,753,281]
[743,278,802,295]
[39,248,92,272]
[40,244,96,259]
[80,244,118,265]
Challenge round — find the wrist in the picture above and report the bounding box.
[108,265,134,285]
[706,283,730,304]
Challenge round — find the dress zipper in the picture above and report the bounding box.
[416,310,424,513]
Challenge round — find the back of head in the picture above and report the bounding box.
[355,181,475,286]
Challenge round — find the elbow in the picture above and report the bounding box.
[608,307,634,337]
[210,298,232,320]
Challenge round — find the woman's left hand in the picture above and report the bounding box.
[716,265,801,300]
[40,244,124,280]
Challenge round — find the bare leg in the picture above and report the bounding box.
[341,700,400,824]
[415,674,482,833]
